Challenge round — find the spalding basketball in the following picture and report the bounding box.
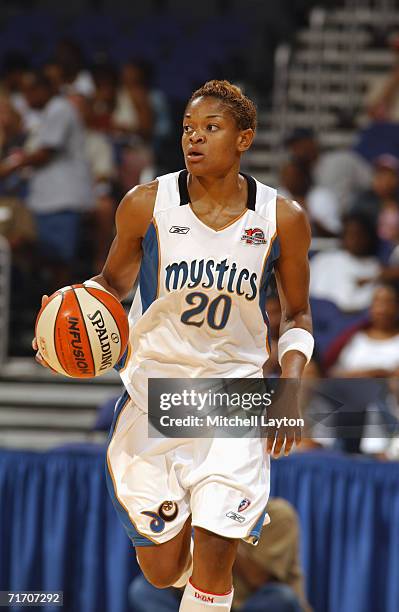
[35,283,129,378]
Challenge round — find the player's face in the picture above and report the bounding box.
[182,96,253,176]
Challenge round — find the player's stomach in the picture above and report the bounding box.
[121,296,268,409]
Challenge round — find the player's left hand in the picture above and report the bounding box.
[264,379,302,458]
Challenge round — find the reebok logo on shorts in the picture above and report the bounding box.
[226,511,245,523]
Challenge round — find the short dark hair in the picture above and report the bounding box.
[188,79,257,131]
[284,128,315,147]
[28,70,53,91]
[342,211,379,255]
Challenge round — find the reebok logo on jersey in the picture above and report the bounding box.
[241,227,267,245]
[169,226,190,234]
[226,511,245,523]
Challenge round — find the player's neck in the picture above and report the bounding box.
[188,168,247,209]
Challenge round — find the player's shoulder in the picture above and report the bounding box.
[118,170,183,222]
[116,179,159,237]
[120,179,158,213]
[276,195,311,253]
[276,195,309,233]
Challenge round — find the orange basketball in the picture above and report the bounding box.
[35,283,129,378]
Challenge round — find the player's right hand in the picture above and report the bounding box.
[32,295,54,371]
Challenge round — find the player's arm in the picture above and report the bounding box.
[274,196,313,378]
[32,181,157,367]
[89,181,157,300]
[265,197,313,457]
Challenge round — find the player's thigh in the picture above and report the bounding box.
[107,395,191,545]
[189,437,270,543]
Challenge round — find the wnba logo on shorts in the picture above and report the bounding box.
[238,498,251,513]
[241,228,266,245]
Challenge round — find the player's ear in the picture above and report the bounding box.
[237,128,254,152]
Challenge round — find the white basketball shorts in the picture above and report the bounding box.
[106,390,270,547]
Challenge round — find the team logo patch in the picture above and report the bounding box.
[170,226,190,234]
[241,227,267,245]
[158,501,179,522]
[226,511,245,523]
[238,498,251,513]
[141,511,165,533]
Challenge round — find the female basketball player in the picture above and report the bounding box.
[34,80,313,612]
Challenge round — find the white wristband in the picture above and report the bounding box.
[278,328,314,366]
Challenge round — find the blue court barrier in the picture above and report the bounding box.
[0,448,398,612]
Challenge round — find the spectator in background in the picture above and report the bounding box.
[233,498,312,612]
[356,35,399,163]
[91,63,119,133]
[331,283,399,378]
[0,195,35,254]
[53,39,95,97]
[320,284,399,456]
[0,96,27,194]
[115,60,153,140]
[0,70,93,291]
[91,61,153,139]
[0,52,30,109]
[0,52,42,134]
[129,498,312,612]
[120,60,173,176]
[278,160,341,236]
[366,34,399,123]
[285,128,319,173]
[310,213,381,312]
[115,60,155,187]
[92,62,153,190]
[314,149,371,215]
[0,95,35,258]
[285,128,371,216]
[69,92,117,272]
[350,154,399,245]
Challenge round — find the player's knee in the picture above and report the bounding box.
[138,554,185,589]
[193,528,238,576]
[142,567,181,589]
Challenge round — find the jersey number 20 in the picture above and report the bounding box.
[181,292,232,330]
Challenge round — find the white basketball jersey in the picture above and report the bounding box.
[117,170,279,409]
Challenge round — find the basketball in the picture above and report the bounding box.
[35,283,129,378]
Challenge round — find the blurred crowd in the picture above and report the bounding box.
[0,42,177,353]
[0,40,174,276]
